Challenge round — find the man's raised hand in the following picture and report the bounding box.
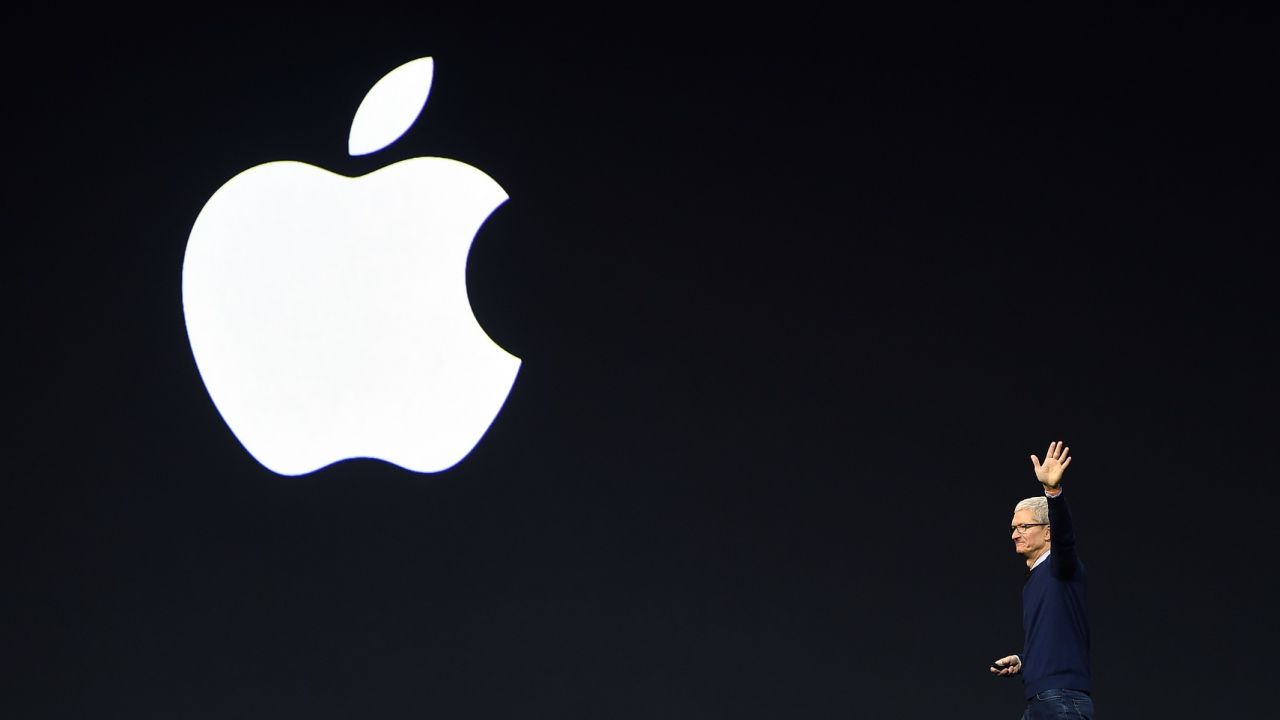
[1030,440,1071,490]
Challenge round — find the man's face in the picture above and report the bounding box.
[1010,508,1050,560]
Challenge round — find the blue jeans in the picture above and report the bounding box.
[1021,689,1093,720]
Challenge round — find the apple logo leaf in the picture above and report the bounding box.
[348,56,435,156]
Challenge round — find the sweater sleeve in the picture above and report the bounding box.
[1047,492,1080,579]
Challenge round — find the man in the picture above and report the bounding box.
[990,441,1093,720]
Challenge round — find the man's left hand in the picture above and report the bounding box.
[1030,440,1071,491]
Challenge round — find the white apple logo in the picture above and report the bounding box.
[182,57,520,476]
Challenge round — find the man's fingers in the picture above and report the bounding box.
[1030,454,1041,469]
[1061,455,1072,471]
[990,655,1020,676]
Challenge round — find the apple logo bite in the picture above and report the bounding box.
[182,57,520,476]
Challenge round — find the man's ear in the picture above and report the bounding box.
[1044,526,1051,542]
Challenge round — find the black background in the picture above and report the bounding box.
[7,7,1277,718]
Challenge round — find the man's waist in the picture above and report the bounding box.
[1023,671,1091,700]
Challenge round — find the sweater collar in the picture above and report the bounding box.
[1030,549,1051,571]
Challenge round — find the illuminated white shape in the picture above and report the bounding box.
[182,60,520,476]
[348,57,435,156]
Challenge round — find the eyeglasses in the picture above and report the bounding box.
[1010,523,1048,535]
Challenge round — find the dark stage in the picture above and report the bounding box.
[7,8,1277,718]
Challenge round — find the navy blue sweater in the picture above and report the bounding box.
[1021,492,1091,698]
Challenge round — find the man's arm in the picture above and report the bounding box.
[1032,441,1080,578]
[1047,492,1080,578]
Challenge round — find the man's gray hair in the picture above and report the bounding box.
[1014,496,1049,524]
